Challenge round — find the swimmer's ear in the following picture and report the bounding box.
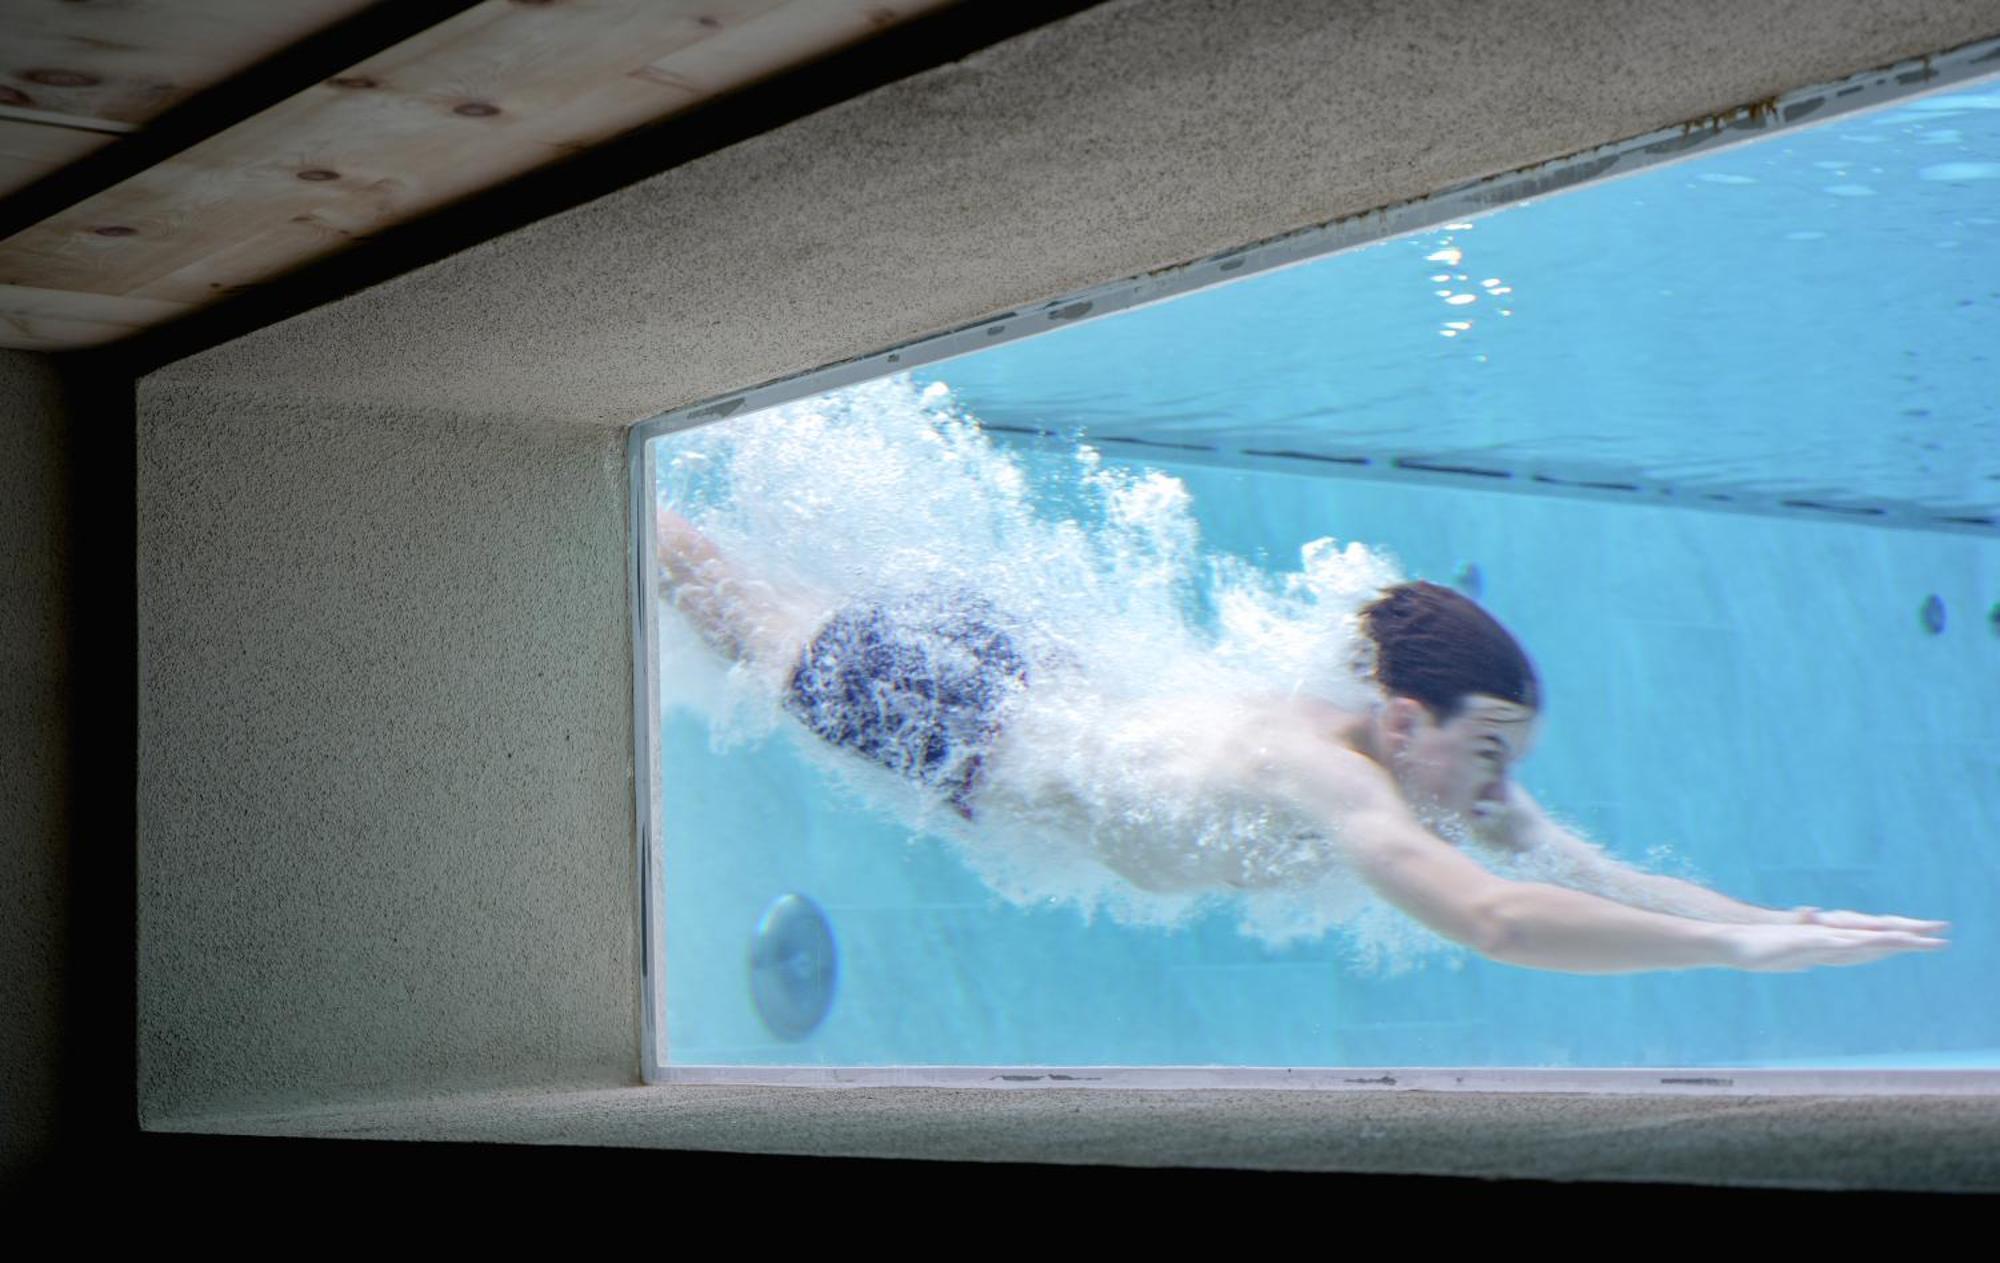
[1380,695,1428,750]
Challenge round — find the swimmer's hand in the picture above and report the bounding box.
[1787,906,1952,935]
[1727,921,1949,972]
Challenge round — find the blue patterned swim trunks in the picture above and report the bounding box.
[783,594,1029,819]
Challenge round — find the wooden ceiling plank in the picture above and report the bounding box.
[0,0,956,340]
[0,0,379,127]
[127,217,384,312]
[0,314,155,351]
[0,281,188,324]
[0,103,139,136]
[0,2,801,298]
[0,119,119,201]
[636,1,942,98]
[331,0,797,114]
[0,318,103,351]
[0,280,191,349]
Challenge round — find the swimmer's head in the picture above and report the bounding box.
[1357,582,1541,824]
[1357,581,1540,723]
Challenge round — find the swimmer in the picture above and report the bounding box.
[655,504,1951,976]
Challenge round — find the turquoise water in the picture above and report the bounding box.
[651,78,1999,1069]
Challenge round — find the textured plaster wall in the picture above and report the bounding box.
[136,0,2000,1132]
[1,350,68,1181]
[148,0,2000,431]
[136,388,635,1122]
[168,1086,2000,1192]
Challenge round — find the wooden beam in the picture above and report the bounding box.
[0,105,139,136]
[0,281,190,349]
[0,0,954,349]
[0,0,379,127]
[0,120,118,202]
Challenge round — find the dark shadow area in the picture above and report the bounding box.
[51,352,138,1184]
[31,1131,1985,1218]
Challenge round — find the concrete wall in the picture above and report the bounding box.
[137,388,635,1122]
[1,350,69,1181]
[135,0,2000,1126]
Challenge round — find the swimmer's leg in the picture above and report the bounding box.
[655,505,827,669]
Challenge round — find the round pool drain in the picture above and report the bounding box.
[749,893,838,1041]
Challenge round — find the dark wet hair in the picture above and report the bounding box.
[1358,581,1541,722]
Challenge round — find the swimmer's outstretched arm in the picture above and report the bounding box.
[655,505,754,661]
[654,504,828,669]
[1298,752,1948,975]
[1499,785,1952,936]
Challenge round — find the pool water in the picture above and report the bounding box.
[647,74,2000,1070]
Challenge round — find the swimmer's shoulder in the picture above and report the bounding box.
[1249,696,1401,817]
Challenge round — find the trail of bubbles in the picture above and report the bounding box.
[654,374,1501,970]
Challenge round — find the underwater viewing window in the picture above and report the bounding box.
[630,47,2000,1089]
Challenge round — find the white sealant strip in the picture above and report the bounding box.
[657,1065,2000,1096]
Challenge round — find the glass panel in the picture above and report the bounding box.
[645,72,1999,1071]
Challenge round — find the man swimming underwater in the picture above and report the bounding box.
[656,505,1950,975]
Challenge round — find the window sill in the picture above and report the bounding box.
[147,1081,2000,1192]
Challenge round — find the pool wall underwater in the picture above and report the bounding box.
[653,450,1998,1071]
[126,0,2000,1187]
